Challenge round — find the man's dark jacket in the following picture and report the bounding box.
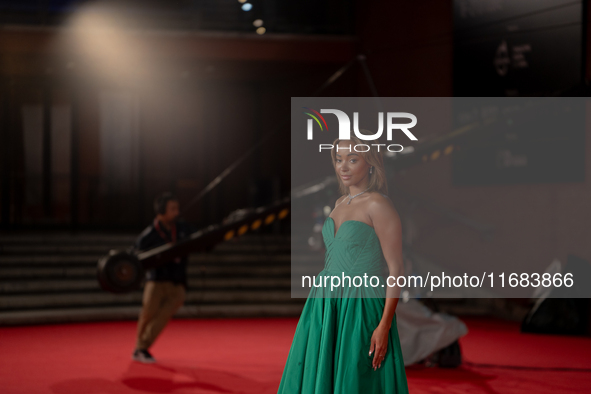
[133,220,192,287]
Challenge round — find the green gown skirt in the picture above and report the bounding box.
[277,218,409,393]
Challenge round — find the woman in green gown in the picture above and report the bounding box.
[278,136,409,393]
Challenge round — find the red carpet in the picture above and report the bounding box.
[0,317,590,393]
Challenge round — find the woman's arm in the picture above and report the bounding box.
[367,194,404,369]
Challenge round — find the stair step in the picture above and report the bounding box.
[0,233,289,244]
[0,303,305,326]
[0,234,289,255]
[211,243,290,253]
[0,253,292,267]
[0,234,136,245]
[0,262,292,280]
[0,243,291,255]
[0,245,123,255]
[0,277,292,294]
[0,266,97,279]
[0,290,296,310]
[0,255,104,265]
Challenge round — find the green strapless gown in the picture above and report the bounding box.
[278,217,409,393]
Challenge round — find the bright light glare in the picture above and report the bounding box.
[65,4,147,85]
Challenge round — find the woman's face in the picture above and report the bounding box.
[334,140,371,189]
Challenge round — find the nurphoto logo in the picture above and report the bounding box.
[303,108,418,152]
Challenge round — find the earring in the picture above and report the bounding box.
[370,166,373,174]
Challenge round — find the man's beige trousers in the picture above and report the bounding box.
[136,281,186,350]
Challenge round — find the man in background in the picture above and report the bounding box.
[132,192,191,363]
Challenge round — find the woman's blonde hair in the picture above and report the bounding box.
[329,133,389,197]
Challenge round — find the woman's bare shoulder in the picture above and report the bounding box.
[367,192,398,218]
[367,192,393,206]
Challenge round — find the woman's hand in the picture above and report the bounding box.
[369,324,389,370]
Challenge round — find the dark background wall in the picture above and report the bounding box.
[0,26,358,229]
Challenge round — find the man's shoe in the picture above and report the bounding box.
[132,349,156,364]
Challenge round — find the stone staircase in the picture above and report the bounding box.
[0,231,305,325]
